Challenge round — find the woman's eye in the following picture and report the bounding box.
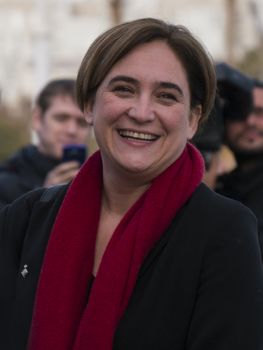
[112,85,133,94]
[158,92,177,102]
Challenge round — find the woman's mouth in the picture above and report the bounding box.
[118,129,159,142]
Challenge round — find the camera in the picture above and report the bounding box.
[62,144,87,165]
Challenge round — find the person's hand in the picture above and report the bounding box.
[43,161,81,187]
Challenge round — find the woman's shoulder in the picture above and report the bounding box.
[0,184,68,255]
[0,184,68,234]
[184,183,258,243]
[192,182,256,220]
[168,183,262,277]
[2,183,68,214]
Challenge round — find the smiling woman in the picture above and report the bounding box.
[84,40,200,178]
[1,17,263,350]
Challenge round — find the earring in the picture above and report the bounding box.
[84,110,93,126]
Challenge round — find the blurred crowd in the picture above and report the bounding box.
[0,79,90,208]
[192,62,263,256]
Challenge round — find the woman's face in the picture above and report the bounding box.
[85,40,201,180]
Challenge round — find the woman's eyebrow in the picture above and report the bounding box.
[108,75,138,86]
[107,75,184,97]
[158,82,184,97]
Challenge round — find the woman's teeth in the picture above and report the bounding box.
[118,130,158,141]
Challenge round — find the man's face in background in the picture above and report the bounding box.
[32,94,89,159]
[225,87,263,155]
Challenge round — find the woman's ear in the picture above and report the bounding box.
[84,103,94,126]
[187,105,202,140]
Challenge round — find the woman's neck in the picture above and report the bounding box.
[93,172,150,276]
[102,172,151,216]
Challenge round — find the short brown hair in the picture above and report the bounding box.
[36,79,77,114]
[76,17,216,124]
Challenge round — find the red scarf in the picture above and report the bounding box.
[29,143,204,350]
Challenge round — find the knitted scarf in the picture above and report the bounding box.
[29,143,204,350]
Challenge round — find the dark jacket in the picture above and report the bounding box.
[0,183,263,350]
[217,163,263,259]
[0,145,60,209]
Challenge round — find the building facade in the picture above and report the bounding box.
[0,0,262,106]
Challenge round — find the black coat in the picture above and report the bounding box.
[0,183,263,350]
[0,145,60,209]
[217,162,263,259]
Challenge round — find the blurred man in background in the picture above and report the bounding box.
[216,64,263,257]
[192,94,224,189]
[0,79,90,208]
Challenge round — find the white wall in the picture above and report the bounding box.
[0,0,262,106]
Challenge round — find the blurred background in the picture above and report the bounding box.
[0,0,263,159]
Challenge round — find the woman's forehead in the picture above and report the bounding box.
[101,41,189,89]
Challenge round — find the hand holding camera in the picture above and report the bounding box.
[44,144,87,187]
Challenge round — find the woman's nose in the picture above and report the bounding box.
[127,98,155,122]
